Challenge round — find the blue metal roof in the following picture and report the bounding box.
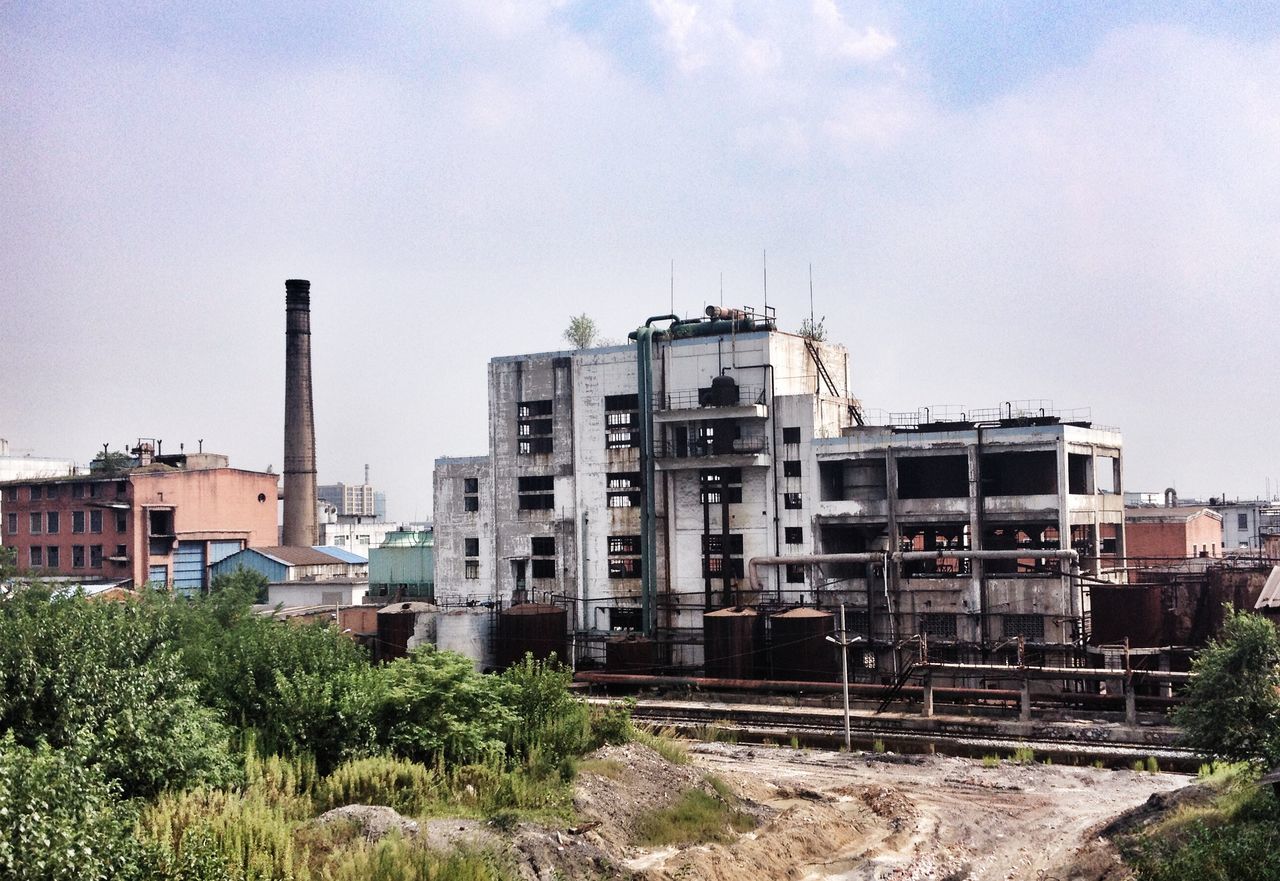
[313,545,368,564]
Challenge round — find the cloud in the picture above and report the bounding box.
[812,0,897,63]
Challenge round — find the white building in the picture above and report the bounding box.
[432,309,1126,670]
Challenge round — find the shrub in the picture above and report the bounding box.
[872,739,887,754]
[318,755,442,817]
[982,755,1000,768]
[1145,756,1160,774]
[589,699,635,747]
[634,788,755,846]
[1012,747,1036,764]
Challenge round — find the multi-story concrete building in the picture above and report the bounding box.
[1209,500,1280,553]
[318,479,386,520]
[0,442,277,594]
[432,309,1126,670]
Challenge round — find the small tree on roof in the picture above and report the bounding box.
[564,314,600,350]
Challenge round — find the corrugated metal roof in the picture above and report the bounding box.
[1254,566,1280,610]
[253,546,353,566]
[313,545,369,564]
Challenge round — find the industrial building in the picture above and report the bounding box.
[0,440,277,593]
[1124,505,1223,565]
[368,528,435,599]
[432,307,1127,674]
[318,467,387,520]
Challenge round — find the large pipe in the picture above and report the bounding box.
[282,279,318,547]
[636,314,679,636]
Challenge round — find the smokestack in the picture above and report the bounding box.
[283,279,318,547]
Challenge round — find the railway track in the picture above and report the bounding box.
[594,696,1200,769]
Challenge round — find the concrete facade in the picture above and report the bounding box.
[432,317,1127,671]
[266,579,368,608]
[1,457,277,593]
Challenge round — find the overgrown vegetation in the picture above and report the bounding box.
[634,786,756,846]
[0,573,643,879]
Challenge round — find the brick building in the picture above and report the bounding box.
[1,447,277,594]
[1124,506,1223,567]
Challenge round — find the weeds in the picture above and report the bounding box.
[633,788,756,846]
[789,735,800,750]
[577,758,626,780]
[872,739,886,754]
[981,755,1000,768]
[1145,756,1160,774]
[1011,747,1035,764]
[633,726,690,765]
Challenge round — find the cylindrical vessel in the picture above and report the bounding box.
[704,606,761,679]
[436,607,496,672]
[497,603,568,669]
[605,635,658,673]
[769,607,837,682]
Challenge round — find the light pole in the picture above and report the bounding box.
[825,604,864,751]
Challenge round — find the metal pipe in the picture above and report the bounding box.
[748,553,886,593]
[575,671,1021,699]
[636,314,679,637]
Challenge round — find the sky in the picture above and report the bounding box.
[2,1,1278,520]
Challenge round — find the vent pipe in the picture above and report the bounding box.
[283,279,318,547]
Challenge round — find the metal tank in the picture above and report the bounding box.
[769,607,838,682]
[497,603,568,670]
[376,601,438,661]
[436,607,496,672]
[703,606,763,679]
[605,635,658,673]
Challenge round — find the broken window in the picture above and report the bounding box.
[900,524,971,576]
[46,546,60,568]
[608,558,642,578]
[785,563,805,583]
[605,394,641,449]
[608,532,641,578]
[783,459,802,478]
[464,496,480,512]
[846,610,870,636]
[700,468,743,504]
[464,537,480,557]
[72,545,85,569]
[897,455,968,499]
[115,511,127,532]
[90,545,103,568]
[517,475,555,511]
[72,511,85,533]
[981,451,1057,496]
[784,527,803,544]
[90,510,102,533]
[517,400,553,455]
[148,509,174,537]
[1002,614,1045,642]
[610,606,642,630]
[531,536,555,556]
[820,459,888,502]
[606,472,642,508]
[982,524,1060,574]
[45,512,59,534]
[784,492,803,509]
[701,533,745,579]
[1094,456,1118,494]
[782,426,801,445]
[531,559,556,579]
[29,546,42,567]
[918,613,957,641]
[464,560,480,579]
[463,477,479,493]
[608,535,641,555]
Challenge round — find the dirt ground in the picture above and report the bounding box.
[548,741,1190,881]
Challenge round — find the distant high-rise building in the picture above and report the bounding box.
[317,481,380,518]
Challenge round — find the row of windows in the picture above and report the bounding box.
[9,510,127,536]
[27,544,125,569]
[5,481,128,502]
[916,613,1046,642]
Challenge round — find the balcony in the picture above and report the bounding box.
[654,435,770,471]
[653,385,767,423]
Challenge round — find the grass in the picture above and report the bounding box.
[1145,756,1160,774]
[981,755,1001,768]
[872,739,886,754]
[634,787,756,847]
[789,735,800,750]
[633,725,691,765]
[577,758,626,780]
[1011,747,1036,764]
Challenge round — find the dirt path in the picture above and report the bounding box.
[685,742,1188,881]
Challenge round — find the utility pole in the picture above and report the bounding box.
[826,603,864,751]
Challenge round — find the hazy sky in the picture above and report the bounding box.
[3,1,1279,521]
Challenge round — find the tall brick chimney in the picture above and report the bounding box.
[282,279,317,547]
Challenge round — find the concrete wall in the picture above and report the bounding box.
[1126,510,1224,563]
[268,581,368,608]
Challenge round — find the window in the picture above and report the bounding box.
[605,394,641,449]
[115,544,127,558]
[610,607,642,630]
[784,527,803,544]
[45,485,58,500]
[334,535,347,545]
[783,459,802,478]
[700,468,743,504]
[517,475,555,510]
[608,558,642,578]
[29,546,42,567]
[46,546,59,568]
[90,545,103,568]
[90,510,102,534]
[517,400,554,455]
[606,472,642,508]
[464,560,480,579]
[115,480,127,497]
[784,492,803,509]
[29,485,41,501]
[1003,614,1044,642]
[1239,513,1249,530]
[786,563,805,583]
[609,535,641,555]
[531,559,556,579]
[782,427,801,445]
[356,534,370,544]
[29,513,41,534]
[73,511,85,533]
[704,556,746,578]
[464,496,480,512]
[702,533,745,579]
[919,613,957,640]
[464,537,480,557]
[89,483,101,498]
[115,511,128,532]
[72,545,84,568]
[531,536,555,556]
[5,512,15,535]
[46,511,59,534]
[4,486,15,501]
[72,484,84,499]
[464,477,479,494]
[898,455,969,499]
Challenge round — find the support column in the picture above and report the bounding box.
[1020,676,1032,723]
[1124,676,1138,726]
[922,670,934,718]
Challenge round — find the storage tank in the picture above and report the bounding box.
[497,603,568,670]
[704,606,762,679]
[769,607,837,682]
[436,607,496,672]
[375,601,438,661]
[605,635,658,673]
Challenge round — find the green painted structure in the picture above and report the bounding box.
[369,529,434,599]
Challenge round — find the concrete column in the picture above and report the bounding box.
[1124,677,1138,726]
[1020,677,1032,723]
[922,671,934,718]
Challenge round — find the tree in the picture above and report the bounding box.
[563,314,600,349]
[1172,606,1280,766]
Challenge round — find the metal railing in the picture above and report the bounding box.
[654,435,769,459]
[658,385,766,411]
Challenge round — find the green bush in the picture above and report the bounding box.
[319,755,442,817]
[588,698,635,747]
[634,788,755,846]
[0,735,159,881]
